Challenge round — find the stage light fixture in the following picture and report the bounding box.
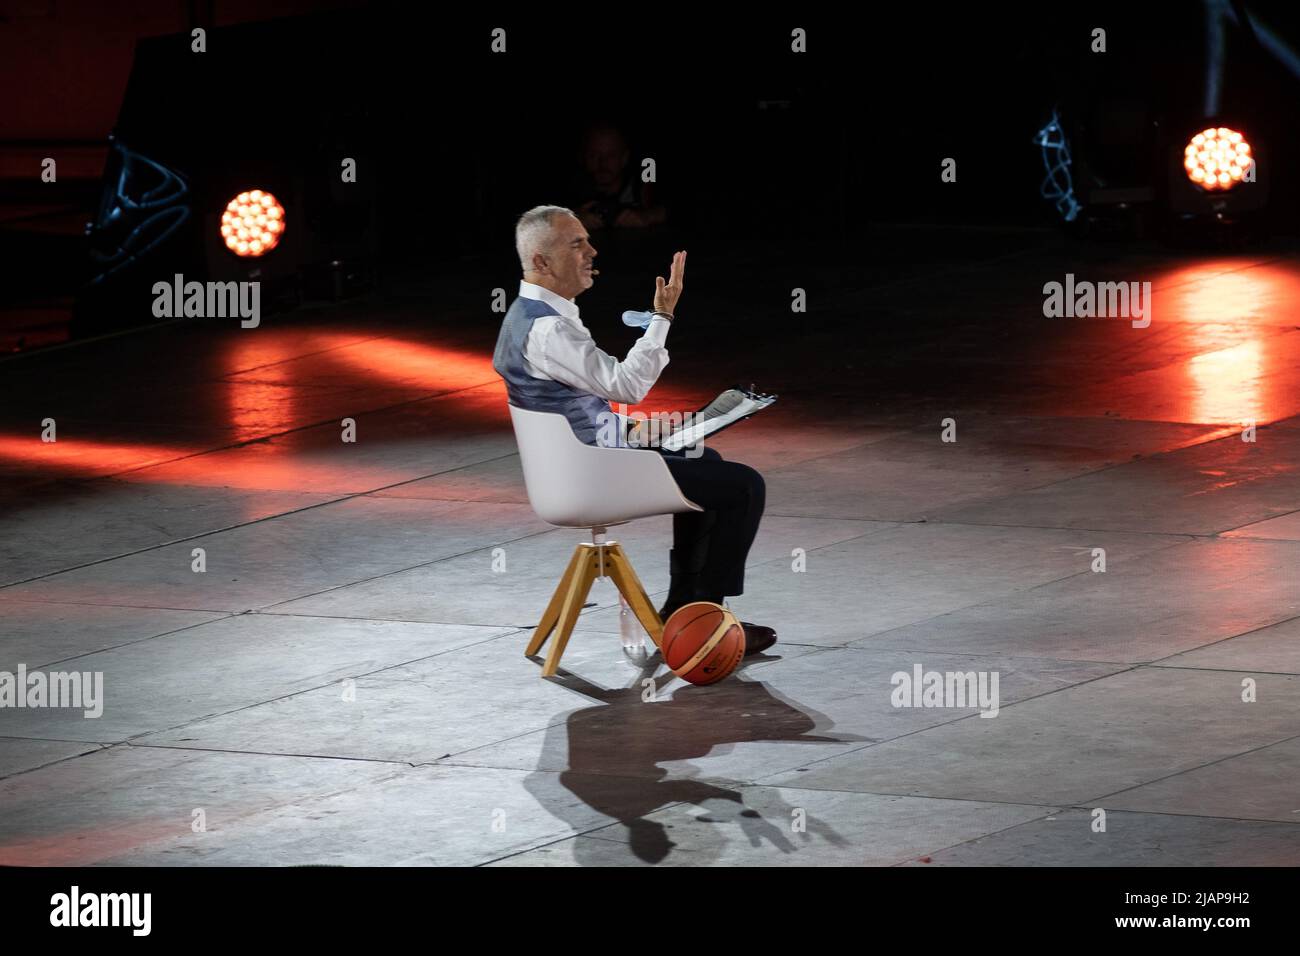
[221,189,286,257]
[1034,108,1082,222]
[1183,127,1253,192]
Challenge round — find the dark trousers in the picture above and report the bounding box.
[658,445,766,599]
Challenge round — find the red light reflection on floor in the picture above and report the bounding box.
[0,819,208,866]
[1186,340,1266,424]
[1159,263,1300,425]
[0,435,191,477]
[1,330,505,488]
[223,333,499,444]
[318,335,496,392]
[224,335,316,443]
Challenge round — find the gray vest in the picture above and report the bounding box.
[493,295,613,446]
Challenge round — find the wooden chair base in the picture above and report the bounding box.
[526,540,662,677]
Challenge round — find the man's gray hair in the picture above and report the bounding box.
[515,204,576,272]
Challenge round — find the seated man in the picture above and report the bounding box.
[493,205,775,654]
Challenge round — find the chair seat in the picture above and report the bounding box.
[508,404,701,528]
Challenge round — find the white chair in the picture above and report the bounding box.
[508,404,703,676]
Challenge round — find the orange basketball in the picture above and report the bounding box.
[661,602,744,685]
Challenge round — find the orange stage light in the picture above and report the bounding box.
[221,189,286,256]
[1183,127,1252,192]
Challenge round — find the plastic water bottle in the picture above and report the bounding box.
[619,593,648,662]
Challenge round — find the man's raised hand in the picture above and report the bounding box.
[654,250,687,315]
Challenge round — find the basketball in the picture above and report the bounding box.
[661,602,744,685]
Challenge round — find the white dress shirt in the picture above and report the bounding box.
[517,280,671,405]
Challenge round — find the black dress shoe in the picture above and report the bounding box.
[740,622,777,656]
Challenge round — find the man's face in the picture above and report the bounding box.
[583,130,630,194]
[541,215,597,299]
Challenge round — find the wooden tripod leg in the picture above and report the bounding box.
[604,544,664,649]
[541,548,599,677]
[525,545,585,657]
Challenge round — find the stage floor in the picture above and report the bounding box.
[2,230,1298,865]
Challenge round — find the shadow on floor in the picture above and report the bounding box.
[523,654,867,863]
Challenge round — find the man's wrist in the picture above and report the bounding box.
[651,309,674,322]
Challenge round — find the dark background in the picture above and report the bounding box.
[4,0,1300,347]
